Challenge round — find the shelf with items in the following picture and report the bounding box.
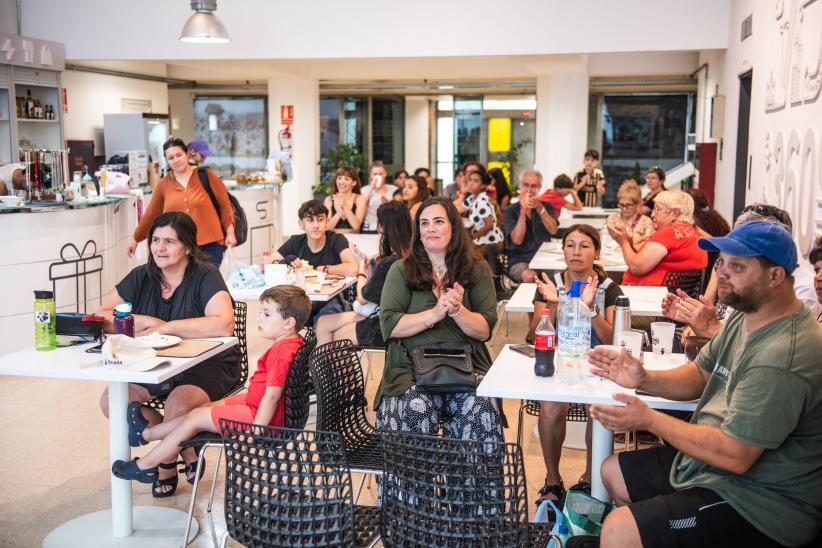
[10,71,64,153]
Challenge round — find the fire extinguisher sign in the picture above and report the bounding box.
[280,105,294,125]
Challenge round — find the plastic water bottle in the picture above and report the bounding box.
[534,310,556,377]
[557,280,591,383]
[34,290,57,351]
[113,302,135,338]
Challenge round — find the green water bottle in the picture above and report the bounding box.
[34,290,57,351]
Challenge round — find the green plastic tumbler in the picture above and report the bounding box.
[34,290,57,351]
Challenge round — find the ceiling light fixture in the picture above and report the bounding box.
[179,0,231,44]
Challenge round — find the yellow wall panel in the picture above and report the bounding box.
[487,118,511,152]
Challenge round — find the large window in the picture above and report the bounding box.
[599,93,695,205]
[320,96,405,182]
[193,96,268,178]
[435,96,537,186]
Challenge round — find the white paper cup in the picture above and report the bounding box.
[651,322,676,356]
[616,331,643,358]
[264,263,288,286]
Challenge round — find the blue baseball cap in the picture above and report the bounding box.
[188,139,212,158]
[698,221,798,273]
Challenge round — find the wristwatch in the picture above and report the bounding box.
[590,304,601,318]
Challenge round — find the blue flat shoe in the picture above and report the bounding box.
[112,458,157,484]
[127,401,149,447]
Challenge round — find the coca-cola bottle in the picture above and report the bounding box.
[534,309,556,377]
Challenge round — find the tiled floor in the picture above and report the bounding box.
[0,302,586,547]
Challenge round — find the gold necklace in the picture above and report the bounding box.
[433,263,447,281]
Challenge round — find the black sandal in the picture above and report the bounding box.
[536,479,566,516]
[568,479,591,494]
[181,458,206,485]
[152,462,180,498]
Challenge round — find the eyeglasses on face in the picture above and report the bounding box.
[618,202,636,209]
[653,205,670,213]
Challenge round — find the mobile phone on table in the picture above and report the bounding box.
[510,344,535,358]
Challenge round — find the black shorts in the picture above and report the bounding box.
[137,348,241,402]
[619,446,785,547]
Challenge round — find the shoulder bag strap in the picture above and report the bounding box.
[197,167,227,236]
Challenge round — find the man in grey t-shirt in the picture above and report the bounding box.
[586,221,822,547]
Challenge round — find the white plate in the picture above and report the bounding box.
[137,334,182,349]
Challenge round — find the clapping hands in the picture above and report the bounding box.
[436,282,465,319]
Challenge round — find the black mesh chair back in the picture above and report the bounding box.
[145,300,249,410]
[380,431,532,548]
[309,340,376,454]
[219,420,379,547]
[283,327,317,429]
[661,269,704,299]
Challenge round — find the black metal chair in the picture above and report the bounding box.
[144,300,249,411]
[309,340,383,502]
[218,421,380,548]
[661,268,705,299]
[379,431,551,547]
[181,328,317,546]
[517,400,588,448]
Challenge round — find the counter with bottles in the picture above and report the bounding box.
[0,182,285,355]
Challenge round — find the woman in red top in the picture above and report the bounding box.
[128,137,236,265]
[611,190,707,286]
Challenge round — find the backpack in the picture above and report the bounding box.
[197,167,248,246]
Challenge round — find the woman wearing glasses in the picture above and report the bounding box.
[127,137,236,265]
[606,180,655,248]
[610,190,706,286]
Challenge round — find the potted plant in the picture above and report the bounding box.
[497,138,533,197]
[315,144,369,199]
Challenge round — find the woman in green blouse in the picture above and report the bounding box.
[377,197,503,442]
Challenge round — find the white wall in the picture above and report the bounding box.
[61,70,168,154]
[712,0,822,256]
[22,0,730,61]
[404,97,429,172]
[535,73,589,188]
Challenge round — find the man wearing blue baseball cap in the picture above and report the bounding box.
[585,221,822,547]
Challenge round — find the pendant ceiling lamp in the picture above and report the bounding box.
[179,0,231,43]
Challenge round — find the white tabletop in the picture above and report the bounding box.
[557,207,617,229]
[504,283,664,317]
[345,233,380,258]
[0,337,238,384]
[230,277,356,302]
[478,345,696,412]
[529,241,627,272]
[619,285,667,317]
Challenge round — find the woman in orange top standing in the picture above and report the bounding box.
[128,138,236,265]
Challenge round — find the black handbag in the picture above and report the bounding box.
[402,341,482,394]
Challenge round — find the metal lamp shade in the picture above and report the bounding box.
[179,11,230,43]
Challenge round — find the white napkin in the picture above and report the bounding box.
[102,334,170,372]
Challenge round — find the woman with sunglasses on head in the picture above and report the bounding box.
[127,137,236,265]
[606,180,655,248]
[529,224,624,511]
[99,212,240,497]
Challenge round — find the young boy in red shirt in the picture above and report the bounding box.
[112,285,311,488]
[539,173,584,215]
